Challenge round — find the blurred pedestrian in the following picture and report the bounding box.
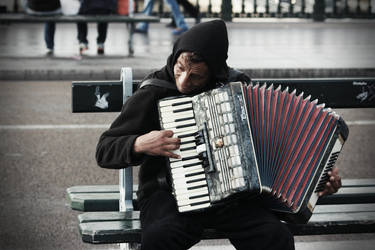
[21,0,61,55]
[77,0,117,55]
[135,0,188,35]
[166,0,200,28]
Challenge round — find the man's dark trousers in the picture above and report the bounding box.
[139,189,295,250]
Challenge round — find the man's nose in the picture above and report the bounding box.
[178,72,189,87]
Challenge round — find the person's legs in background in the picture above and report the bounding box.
[135,0,154,33]
[44,22,55,55]
[167,0,200,28]
[77,22,89,55]
[164,0,188,35]
[97,22,108,54]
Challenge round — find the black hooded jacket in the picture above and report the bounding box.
[96,20,250,200]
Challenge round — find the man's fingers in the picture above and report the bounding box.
[163,143,180,151]
[326,181,337,194]
[331,167,339,176]
[164,151,181,159]
[162,130,175,137]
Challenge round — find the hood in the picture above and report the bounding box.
[144,20,229,88]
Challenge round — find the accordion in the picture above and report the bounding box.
[158,82,349,223]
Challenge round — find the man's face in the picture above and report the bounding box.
[173,52,210,94]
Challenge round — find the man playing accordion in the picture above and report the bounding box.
[96,20,342,250]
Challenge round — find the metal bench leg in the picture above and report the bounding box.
[120,242,141,250]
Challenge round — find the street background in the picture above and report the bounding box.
[0,17,375,250]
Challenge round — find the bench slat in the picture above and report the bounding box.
[78,209,375,243]
[66,179,375,194]
[68,193,120,211]
[67,185,375,211]
[77,204,375,223]
[72,78,375,112]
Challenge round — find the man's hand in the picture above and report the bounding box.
[318,167,342,196]
[133,130,181,159]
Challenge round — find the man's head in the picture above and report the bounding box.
[173,52,210,94]
[145,20,230,92]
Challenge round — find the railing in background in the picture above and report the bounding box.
[9,0,374,20]
[133,0,374,20]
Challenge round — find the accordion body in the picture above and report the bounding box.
[158,82,349,223]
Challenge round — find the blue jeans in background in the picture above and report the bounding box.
[44,22,56,50]
[137,0,188,32]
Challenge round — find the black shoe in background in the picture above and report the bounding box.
[166,19,177,28]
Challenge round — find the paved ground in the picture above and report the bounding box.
[0,18,375,80]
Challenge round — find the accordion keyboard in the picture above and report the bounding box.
[159,97,211,212]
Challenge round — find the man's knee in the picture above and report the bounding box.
[141,224,165,250]
[268,222,295,250]
[141,220,201,250]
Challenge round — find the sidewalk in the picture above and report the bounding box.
[0,18,375,80]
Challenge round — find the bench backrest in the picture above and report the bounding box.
[72,67,375,212]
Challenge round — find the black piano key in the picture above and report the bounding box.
[175,116,195,123]
[176,123,197,129]
[174,107,193,113]
[178,132,198,138]
[189,193,209,200]
[186,177,207,184]
[172,101,193,106]
[188,184,208,190]
[185,171,205,178]
[180,146,196,152]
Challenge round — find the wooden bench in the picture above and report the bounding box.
[0,13,160,56]
[68,67,375,249]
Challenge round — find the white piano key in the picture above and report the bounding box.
[161,110,194,120]
[180,142,196,150]
[171,164,204,174]
[179,149,198,158]
[170,158,201,168]
[171,165,203,174]
[159,97,192,107]
[175,188,209,200]
[172,127,198,137]
[179,136,196,143]
[160,103,193,113]
[173,173,206,183]
[161,111,194,123]
[177,196,210,206]
[173,180,207,191]
[174,186,209,196]
[162,119,196,129]
[173,177,207,187]
[171,125,198,134]
[178,202,210,212]
[172,169,205,179]
[196,144,206,154]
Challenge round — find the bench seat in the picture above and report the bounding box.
[78,203,375,244]
[66,179,375,211]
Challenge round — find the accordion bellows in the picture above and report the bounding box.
[158,82,349,223]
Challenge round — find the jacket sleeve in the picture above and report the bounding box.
[95,88,161,169]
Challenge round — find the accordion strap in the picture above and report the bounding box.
[139,79,178,90]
